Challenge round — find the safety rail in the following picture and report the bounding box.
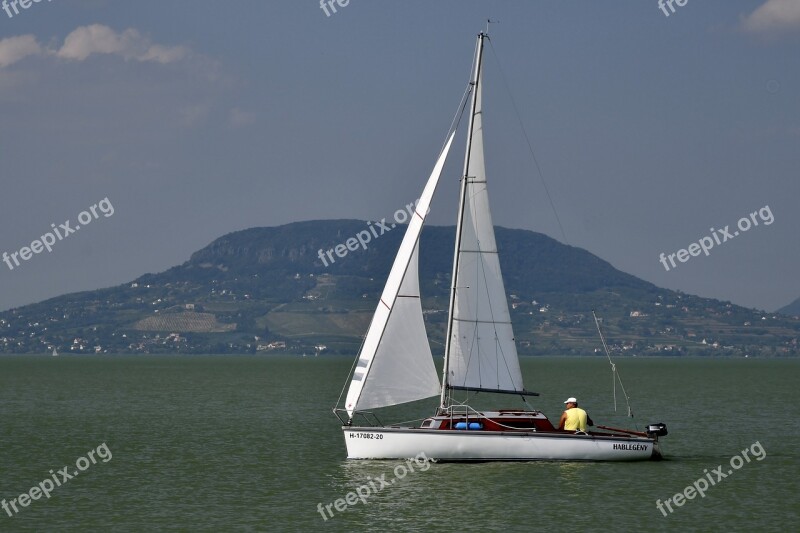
[332,408,383,427]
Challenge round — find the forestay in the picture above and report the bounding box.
[344,133,456,418]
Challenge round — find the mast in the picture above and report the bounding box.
[440,32,486,409]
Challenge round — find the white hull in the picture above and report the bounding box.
[344,427,659,462]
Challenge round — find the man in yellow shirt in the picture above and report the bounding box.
[558,397,594,432]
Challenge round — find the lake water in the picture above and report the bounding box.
[0,356,797,532]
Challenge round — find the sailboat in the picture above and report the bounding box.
[52,347,58,357]
[334,31,667,461]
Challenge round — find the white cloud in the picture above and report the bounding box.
[0,35,43,68]
[57,24,189,63]
[0,25,189,68]
[57,25,143,61]
[139,44,190,64]
[742,0,800,34]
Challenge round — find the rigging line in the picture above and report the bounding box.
[470,233,502,390]
[592,310,634,418]
[386,416,428,426]
[521,395,532,408]
[459,177,518,392]
[451,393,479,407]
[486,38,568,245]
[478,244,517,391]
[341,73,473,414]
[442,38,485,409]
[456,185,484,390]
[444,82,474,155]
[471,191,518,391]
[452,207,519,379]
[442,404,542,431]
[460,193,488,389]
[440,39,479,157]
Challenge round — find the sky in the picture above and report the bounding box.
[0,0,798,313]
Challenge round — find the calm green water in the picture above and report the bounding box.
[0,356,797,532]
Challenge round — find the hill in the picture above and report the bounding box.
[778,297,800,317]
[1,220,797,356]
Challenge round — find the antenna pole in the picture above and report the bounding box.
[593,310,634,418]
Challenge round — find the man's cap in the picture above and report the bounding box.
[564,397,578,404]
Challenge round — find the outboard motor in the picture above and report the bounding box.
[646,423,668,437]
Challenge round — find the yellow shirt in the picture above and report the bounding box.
[564,407,588,431]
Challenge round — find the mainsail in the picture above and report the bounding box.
[344,133,456,418]
[446,40,526,396]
